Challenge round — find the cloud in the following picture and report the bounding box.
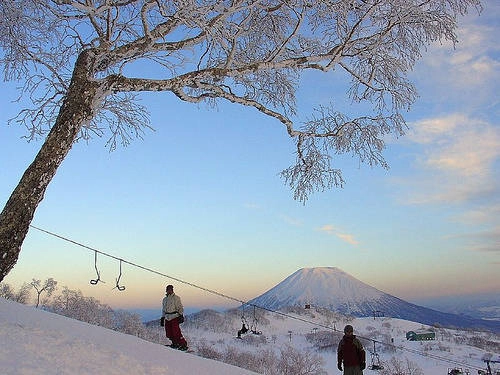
[424,123,499,178]
[317,224,359,246]
[279,214,302,227]
[318,224,336,234]
[453,204,500,225]
[243,203,261,210]
[451,226,500,253]
[394,0,500,256]
[408,114,462,144]
[414,4,500,110]
[400,114,500,255]
[336,233,359,246]
[404,114,500,204]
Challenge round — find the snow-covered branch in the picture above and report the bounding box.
[0,0,483,282]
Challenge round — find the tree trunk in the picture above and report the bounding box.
[0,50,101,282]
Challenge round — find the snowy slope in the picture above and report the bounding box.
[2,297,499,375]
[184,305,500,375]
[0,298,257,375]
[248,267,500,332]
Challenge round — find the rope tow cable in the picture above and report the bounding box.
[28,224,486,372]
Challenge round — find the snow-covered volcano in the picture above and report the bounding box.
[249,267,500,332]
[249,267,383,313]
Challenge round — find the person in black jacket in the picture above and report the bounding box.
[337,324,366,374]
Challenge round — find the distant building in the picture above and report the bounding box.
[406,329,435,341]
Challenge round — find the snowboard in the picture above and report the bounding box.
[164,344,194,353]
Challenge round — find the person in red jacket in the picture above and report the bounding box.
[337,324,366,374]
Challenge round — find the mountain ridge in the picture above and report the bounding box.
[248,267,500,333]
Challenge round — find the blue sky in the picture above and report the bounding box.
[1,1,499,310]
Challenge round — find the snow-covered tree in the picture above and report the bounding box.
[380,357,424,375]
[278,345,327,375]
[30,277,58,308]
[0,283,15,300]
[0,281,31,303]
[113,309,146,336]
[0,0,481,281]
[50,287,115,327]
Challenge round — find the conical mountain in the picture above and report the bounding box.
[248,267,500,332]
[249,267,383,313]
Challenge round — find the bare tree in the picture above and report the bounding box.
[30,277,58,308]
[379,357,424,375]
[0,0,481,281]
[278,345,327,375]
[113,309,146,336]
[0,281,32,304]
[50,286,115,327]
[0,282,16,300]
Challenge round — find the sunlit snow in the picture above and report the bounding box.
[0,298,257,375]
[1,296,499,375]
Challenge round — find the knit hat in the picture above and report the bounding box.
[344,324,353,333]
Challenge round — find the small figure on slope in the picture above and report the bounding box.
[237,322,248,338]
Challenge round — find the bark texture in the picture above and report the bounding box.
[0,50,100,282]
